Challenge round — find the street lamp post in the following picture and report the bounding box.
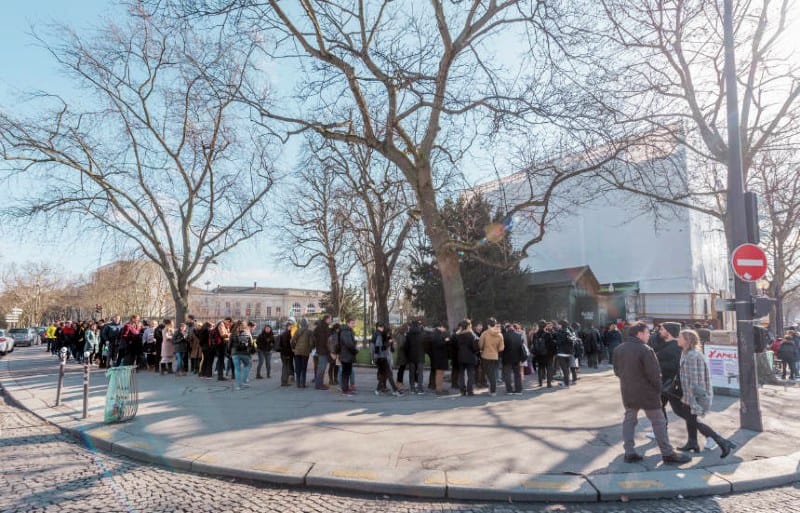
[722,0,762,432]
[362,282,368,344]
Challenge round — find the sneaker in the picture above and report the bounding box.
[662,452,692,465]
[645,431,656,440]
[374,390,382,396]
[235,386,242,391]
[391,391,403,396]
[416,391,425,395]
[624,453,643,463]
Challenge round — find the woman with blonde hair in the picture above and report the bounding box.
[674,329,736,458]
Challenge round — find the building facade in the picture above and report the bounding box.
[189,284,328,325]
[480,139,731,327]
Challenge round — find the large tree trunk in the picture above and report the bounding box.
[373,251,391,325]
[415,167,467,329]
[170,277,190,324]
[327,262,342,319]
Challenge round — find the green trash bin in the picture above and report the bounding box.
[104,366,138,423]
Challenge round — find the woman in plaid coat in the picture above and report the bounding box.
[675,330,736,458]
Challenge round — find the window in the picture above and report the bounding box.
[306,303,316,314]
[265,306,272,318]
[255,303,262,318]
[234,302,242,317]
[215,303,221,317]
[276,307,281,316]
[292,302,301,315]
[246,303,252,317]
[224,302,231,316]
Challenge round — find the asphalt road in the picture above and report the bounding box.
[2,386,800,513]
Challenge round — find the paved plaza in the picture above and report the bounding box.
[1,346,799,504]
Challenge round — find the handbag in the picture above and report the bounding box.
[661,376,682,398]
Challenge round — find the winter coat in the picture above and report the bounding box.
[314,322,330,356]
[679,349,713,416]
[278,330,294,357]
[160,327,175,360]
[655,339,682,384]
[84,329,99,352]
[187,326,202,358]
[501,330,525,366]
[613,336,663,411]
[338,326,358,364]
[430,329,450,371]
[777,340,798,363]
[173,330,189,353]
[456,330,479,366]
[371,329,390,360]
[231,330,255,356]
[478,327,504,360]
[257,330,275,352]
[604,329,623,350]
[555,328,575,356]
[405,325,426,363]
[290,327,314,357]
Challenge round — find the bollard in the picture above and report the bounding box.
[55,347,68,406]
[82,351,90,419]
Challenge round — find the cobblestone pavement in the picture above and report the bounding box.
[2,390,800,513]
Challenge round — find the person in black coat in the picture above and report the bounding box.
[502,324,525,394]
[604,323,623,365]
[430,322,451,395]
[455,320,479,396]
[654,322,684,429]
[405,320,426,394]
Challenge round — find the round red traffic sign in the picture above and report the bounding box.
[730,243,768,282]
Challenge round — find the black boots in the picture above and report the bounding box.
[677,440,701,453]
[718,438,737,459]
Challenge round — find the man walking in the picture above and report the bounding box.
[313,315,331,389]
[613,322,690,465]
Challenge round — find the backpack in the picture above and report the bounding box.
[210,327,224,346]
[235,332,254,353]
[154,325,164,344]
[533,334,548,356]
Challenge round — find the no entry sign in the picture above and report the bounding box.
[730,243,768,282]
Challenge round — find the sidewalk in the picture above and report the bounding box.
[1,346,798,502]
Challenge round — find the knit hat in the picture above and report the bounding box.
[663,322,681,339]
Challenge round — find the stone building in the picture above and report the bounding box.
[189,283,328,325]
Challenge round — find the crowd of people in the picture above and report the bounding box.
[41,312,763,463]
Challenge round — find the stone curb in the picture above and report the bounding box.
[3,357,799,503]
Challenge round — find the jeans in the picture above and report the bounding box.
[503,363,522,393]
[459,363,476,394]
[215,345,227,379]
[338,364,355,388]
[232,354,251,389]
[407,361,424,391]
[556,356,571,387]
[294,355,309,387]
[280,355,293,385]
[341,362,354,392]
[175,351,185,373]
[536,356,554,385]
[328,359,339,384]
[315,354,329,388]
[256,350,272,377]
[482,359,498,393]
[375,358,398,392]
[622,407,674,456]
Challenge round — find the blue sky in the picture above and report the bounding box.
[0,1,321,290]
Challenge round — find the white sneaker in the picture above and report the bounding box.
[705,438,718,450]
[391,391,402,397]
[645,431,656,439]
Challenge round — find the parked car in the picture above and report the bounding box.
[9,327,40,347]
[0,329,14,354]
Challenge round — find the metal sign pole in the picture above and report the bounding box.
[55,347,67,406]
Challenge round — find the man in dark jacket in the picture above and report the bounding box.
[531,321,555,387]
[554,321,575,388]
[339,318,358,395]
[613,322,690,465]
[313,315,331,389]
[405,320,426,395]
[502,324,525,394]
[278,321,295,386]
[455,320,479,396]
[656,322,684,419]
[604,323,623,365]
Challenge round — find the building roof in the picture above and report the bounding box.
[194,286,327,296]
[526,266,595,287]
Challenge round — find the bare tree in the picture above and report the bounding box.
[753,150,800,332]
[0,5,276,322]
[0,262,66,326]
[80,259,175,320]
[595,0,800,334]
[174,0,625,327]
[327,141,417,325]
[283,139,357,320]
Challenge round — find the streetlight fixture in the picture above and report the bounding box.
[362,281,368,344]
